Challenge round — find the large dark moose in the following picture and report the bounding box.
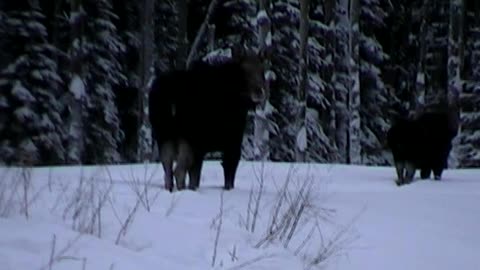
[387,102,460,186]
[149,49,266,192]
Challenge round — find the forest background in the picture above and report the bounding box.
[0,0,478,168]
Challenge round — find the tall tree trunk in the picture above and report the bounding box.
[448,0,465,168]
[448,0,464,104]
[67,0,85,164]
[253,0,272,161]
[334,0,351,163]
[414,0,431,114]
[427,1,449,105]
[136,0,154,162]
[295,0,310,162]
[176,0,188,68]
[348,0,361,164]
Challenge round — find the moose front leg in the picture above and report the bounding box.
[222,148,241,190]
[188,151,205,191]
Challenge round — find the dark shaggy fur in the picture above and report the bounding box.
[149,52,265,191]
[387,108,459,186]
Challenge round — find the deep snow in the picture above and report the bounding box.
[0,162,479,270]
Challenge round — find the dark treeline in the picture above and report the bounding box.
[0,0,478,167]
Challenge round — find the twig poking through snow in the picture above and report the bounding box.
[211,190,224,267]
[81,257,87,270]
[39,233,83,270]
[226,253,277,270]
[48,234,56,270]
[250,162,266,233]
[122,164,161,212]
[61,169,113,237]
[307,210,362,268]
[21,166,32,219]
[229,245,238,262]
[0,168,21,217]
[115,197,142,245]
[165,193,179,217]
[244,183,254,231]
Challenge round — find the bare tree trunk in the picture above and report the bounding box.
[334,0,351,163]
[136,0,154,162]
[348,0,361,164]
[448,0,464,104]
[253,0,272,161]
[66,0,85,164]
[295,0,310,162]
[414,0,430,114]
[448,0,465,168]
[176,0,188,68]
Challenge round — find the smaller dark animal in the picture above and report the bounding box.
[149,49,265,191]
[387,105,459,186]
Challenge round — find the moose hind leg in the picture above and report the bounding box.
[394,161,405,186]
[174,140,193,190]
[159,141,176,192]
[404,162,416,184]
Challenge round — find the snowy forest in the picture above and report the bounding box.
[0,0,479,168]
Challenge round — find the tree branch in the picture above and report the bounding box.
[185,0,220,69]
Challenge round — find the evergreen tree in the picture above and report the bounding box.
[217,0,257,49]
[302,0,339,162]
[252,2,275,161]
[308,0,342,162]
[456,0,480,167]
[269,0,302,161]
[155,0,179,72]
[135,0,155,162]
[82,0,126,164]
[111,0,140,162]
[65,0,88,164]
[0,3,66,165]
[359,0,391,165]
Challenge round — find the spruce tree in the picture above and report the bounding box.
[82,0,126,164]
[268,0,302,161]
[456,1,480,167]
[0,3,66,165]
[359,0,391,165]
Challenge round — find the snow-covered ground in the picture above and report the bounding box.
[0,162,479,270]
